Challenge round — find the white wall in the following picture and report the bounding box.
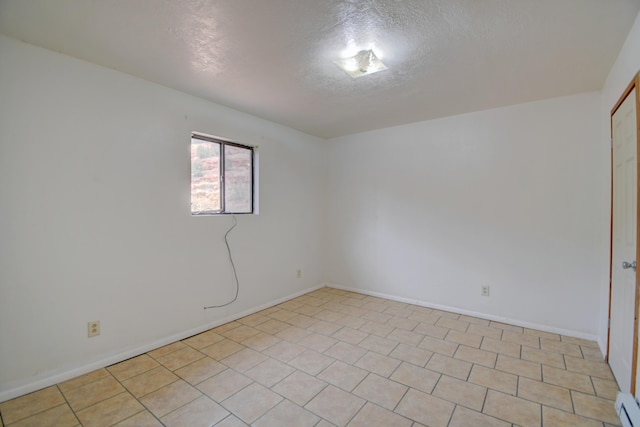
[0,35,328,401]
[327,91,604,338]
[600,10,640,391]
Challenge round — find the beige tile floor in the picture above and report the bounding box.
[0,287,623,427]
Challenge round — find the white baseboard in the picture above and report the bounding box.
[327,283,600,344]
[0,283,324,403]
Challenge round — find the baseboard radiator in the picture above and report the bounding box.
[616,393,640,426]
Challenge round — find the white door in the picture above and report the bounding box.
[611,88,638,393]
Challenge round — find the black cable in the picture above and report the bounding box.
[204,215,239,309]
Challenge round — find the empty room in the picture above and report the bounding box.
[2,1,640,426]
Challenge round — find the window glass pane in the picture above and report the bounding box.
[191,138,220,213]
[224,144,253,213]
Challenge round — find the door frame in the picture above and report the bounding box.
[608,71,640,394]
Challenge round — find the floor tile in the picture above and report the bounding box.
[0,386,65,424]
[75,392,143,427]
[417,335,459,356]
[489,321,523,334]
[482,389,541,427]
[174,356,226,385]
[253,399,320,427]
[352,373,408,410]
[362,301,388,313]
[354,351,401,377]
[255,319,291,335]
[517,377,573,412]
[334,314,367,329]
[432,374,487,411]
[525,328,559,341]
[313,309,346,323]
[332,327,369,345]
[389,362,441,394]
[592,377,620,400]
[395,388,454,427]
[317,360,368,392]
[240,332,281,352]
[288,349,335,375]
[215,415,250,427]
[384,307,415,320]
[466,324,503,340]
[287,314,319,329]
[359,321,395,337]
[147,342,187,359]
[200,338,245,360]
[480,337,521,358]
[448,405,510,427]
[501,330,540,348]
[542,365,595,394]
[571,391,620,425]
[244,358,295,387]
[238,313,270,328]
[468,364,517,395]
[298,332,338,352]
[221,383,283,424]
[386,328,424,346]
[212,321,242,334]
[540,338,582,357]
[1,288,616,427]
[160,395,229,427]
[445,330,483,348]
[495,354,541,380]
[276,325,312,342]
[62,375,124,411]
[582,345,605,360]
[305,385,366,427]
[460,315,490,326]
[272,370,328,405]
[57,369,111,394]
[262,340,306,362]
[6,403,79,427]
[324,341,368,364]
[267,309,298,322]
[107,355,159,381]
[426,353,472,380]
[196,369,253,402]
[564,355,616,380]
[220,348,268,372]
[347,402,412,427]
[389,343,433,366]
[139,380,201,418]
[182,330,225,350]
[121,365,179,397]
[436,316,469,332]
[521,346,566,368]
[433,309,461,320]
[307,320,343,336]
[112,410,163,427]
[358,335,398,355]
[454,345,497,368]
[154,346,205,371]
[410,312,440,325]
[542,406,605,427]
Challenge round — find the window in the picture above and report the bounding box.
[191,133,254,215]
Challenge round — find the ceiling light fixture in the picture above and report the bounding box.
[334,49,387,78]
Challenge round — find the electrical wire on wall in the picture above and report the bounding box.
[204,215,239,309]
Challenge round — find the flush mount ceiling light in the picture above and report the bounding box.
[334,49,387,78]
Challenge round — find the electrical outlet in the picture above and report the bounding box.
[481,286,490,297]
[297,269,302,278]
[88,321,100,337]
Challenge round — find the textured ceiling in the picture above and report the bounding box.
[1,0,639,138]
